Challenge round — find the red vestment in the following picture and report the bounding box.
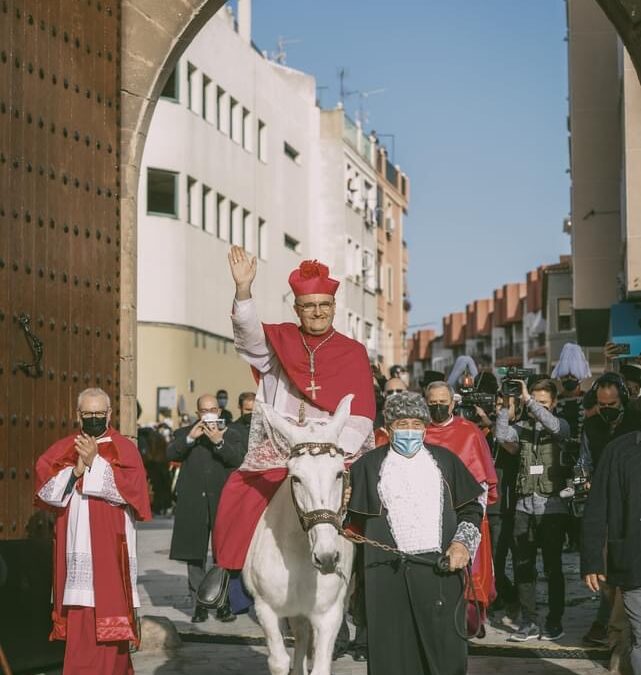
[425,417,498,611]
[213,325,375,570]
[34,429,151,660]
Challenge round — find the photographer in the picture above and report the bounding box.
[495,379,571,642]
[168,394,246,623]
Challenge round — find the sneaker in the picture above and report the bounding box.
[541,624,565,641]
[583,621,608,646]
[508,622,540,642]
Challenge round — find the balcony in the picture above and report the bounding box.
[386,159,398,187]
[495,342,524,366]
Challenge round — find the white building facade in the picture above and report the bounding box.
[137,5,320,423]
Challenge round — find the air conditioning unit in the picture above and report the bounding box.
[362,253,373,270]
[385,217,395,233]
[365,207,376,226]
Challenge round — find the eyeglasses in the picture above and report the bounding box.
[295,302,335,314]
[198,407,219,414]
[385,389,405,396]
[78,410,108,419]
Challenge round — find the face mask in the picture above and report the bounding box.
[599,406,623,425]
[428,404,450,424]
[391,430,424,458]
[217,397,228,408]
[240,413,253,426]
[81,417,108,437]
[562,378,579,392]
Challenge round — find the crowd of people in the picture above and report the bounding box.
[33,246,641,675]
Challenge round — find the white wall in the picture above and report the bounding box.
[138,8,320,336]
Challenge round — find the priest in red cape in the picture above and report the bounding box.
[424,380,498,633]
[213,247,375,575]
[34,387,151,675]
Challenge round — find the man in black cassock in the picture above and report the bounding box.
[348,391,483,675]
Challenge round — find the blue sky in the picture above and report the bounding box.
[249,0,571,332]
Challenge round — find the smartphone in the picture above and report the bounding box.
[610,342,631,356]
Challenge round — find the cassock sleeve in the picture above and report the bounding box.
[82,454,126,504]
[37,466,75,508]
[232,298,277,373]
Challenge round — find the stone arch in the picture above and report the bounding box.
[119,0,226,435]
[117,0,641,436]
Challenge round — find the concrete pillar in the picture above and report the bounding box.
[238,0,252,44]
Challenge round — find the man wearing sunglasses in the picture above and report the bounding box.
[34,388,151,674]
[213,247,375,601]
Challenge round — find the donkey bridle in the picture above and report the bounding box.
[289,442,350,533]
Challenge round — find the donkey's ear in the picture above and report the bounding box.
[328,394,353,436]
[257,399,297,445]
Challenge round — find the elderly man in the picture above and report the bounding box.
[348,391,483,675]
[168,394,245,623]
[424,380,498,631]
[35,388,151,675]
[214,248,375,576]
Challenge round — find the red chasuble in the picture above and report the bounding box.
[34,429,151,645]
[425,416,498,612]
[262,322,376,420]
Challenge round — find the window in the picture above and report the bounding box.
[242,108,252,151]
[229,201,239,243]
[160,66,178,101]
[216,86,228,133]
[365,322,375,352]
[258,218,267,259]
[202,75,212,121]
[187,176,197,225]
[242,209,252,250]
[284,234,300,252]
[557,298,574,332]
[376,250,383,292]
[216,194,227,239]
[187,62,197,111]
[230,97,240,142]
[363,249,376,292]
[257,120,267,162]
[386,265,393,302]
[147,168,177,217]
[284,141,300,163]
[202,185,212,233]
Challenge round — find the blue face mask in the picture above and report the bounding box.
[391,429,424,458]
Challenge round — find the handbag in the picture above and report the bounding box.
[196,565,230,609]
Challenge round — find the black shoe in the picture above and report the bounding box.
[191,605,208,623]
[541,624,565,641]
[352,646,367,662]
[215,606,237,623]
[508,622,540,642]
[332,645,348,661]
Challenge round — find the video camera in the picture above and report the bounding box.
[459,392,497,417]
[499,367,535,398]
[559,467,590,517]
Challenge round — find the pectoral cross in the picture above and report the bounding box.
[306,379,321,400]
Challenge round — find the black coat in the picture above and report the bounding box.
[581,431,641,588]
[581,406,641,470]
[348,444,483,675]
[168,424,246,562]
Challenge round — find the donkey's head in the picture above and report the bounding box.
[260,395,353,575]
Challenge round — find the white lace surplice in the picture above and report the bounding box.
[378,448,443,555]
[36,437,140,608]
[232,298,374,469]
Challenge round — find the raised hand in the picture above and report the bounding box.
[228,246,257,300]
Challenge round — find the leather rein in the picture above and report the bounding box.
[289,442,350,533]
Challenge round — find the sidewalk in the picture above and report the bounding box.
[132,517,610,674]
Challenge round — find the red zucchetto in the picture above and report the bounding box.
[288,260,340,297]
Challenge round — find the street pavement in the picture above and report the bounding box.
[122,517,612,674]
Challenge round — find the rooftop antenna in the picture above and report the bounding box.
[272,36,302,65]
[338,67,349,106]
[347,88,385,126]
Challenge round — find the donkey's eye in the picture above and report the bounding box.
[291,476,301,484]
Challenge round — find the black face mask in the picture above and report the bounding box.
[428,404,450,424]
[562,378,579,392]
[599,407,623,425]
[240,413,253,427]
[81,417,108,437]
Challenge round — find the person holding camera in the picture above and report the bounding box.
[495,379,571,642]
[168,393,246,623]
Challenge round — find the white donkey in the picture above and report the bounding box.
[242,394,356,675]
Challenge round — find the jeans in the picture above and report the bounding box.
[622,587,641,675]
[513,511,567,626]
